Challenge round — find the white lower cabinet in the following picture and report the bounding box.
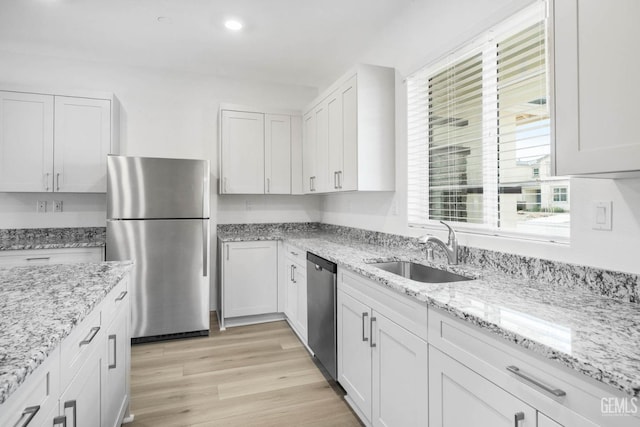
[428,308,633,427]
[222,241,279,319]
[338,270,428,427]
[284,248,307,343]
[103,285,130,427]
[59,351,103,427]
[429,345,537,427]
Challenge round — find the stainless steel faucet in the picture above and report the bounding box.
[418,221,458,265]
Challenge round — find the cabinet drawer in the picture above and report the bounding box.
[283,243,306,267]
[0,248,103,267]
[340,269,428,340]
[429,308,636,426]
[60,304,103,390]
[0,348,59,427]
[102,278,129,327]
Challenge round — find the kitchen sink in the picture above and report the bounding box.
[368,261,472,283]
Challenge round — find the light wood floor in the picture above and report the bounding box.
[128,313,363,427]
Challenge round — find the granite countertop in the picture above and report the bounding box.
[0,227,106,251]
[0,261,133,405]
[218,228,640,397]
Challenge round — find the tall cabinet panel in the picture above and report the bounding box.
[341,78,358,191]
[221,110,265,194]
[327,89,343,193]
[553,0,640,175]
[0,91,54,192]
[54,96,111,192]
[265,114,291,194]
[314,103,330,193]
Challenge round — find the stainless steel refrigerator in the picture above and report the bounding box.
[106,155,210,342]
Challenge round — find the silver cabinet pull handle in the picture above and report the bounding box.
[43,173,50,191]
[52,416,66,427]
[370,317,377,348]
[14,405,40,427]
[64,400,77,427]
[334,171,338,189]
[338,171,343,189]
[115,291,127,301]
[56,172,60,191]
[26,257,50,261]
[79,326,100,346]
[361,312,369,342]
[292,265,297,283]
[506,366,566,397]
[290,251,298,256]
[108,334,117,369]
[266,177,270,193]
[514,411,525,427]
[290,264,295,282]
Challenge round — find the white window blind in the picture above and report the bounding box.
[407,1,570,240]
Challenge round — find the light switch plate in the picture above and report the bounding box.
[592,201,612,231]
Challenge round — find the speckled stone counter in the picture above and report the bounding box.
[218,223,640,397]
[0,227,106,251]
[0,261,132,404]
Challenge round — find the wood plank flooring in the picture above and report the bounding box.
[128,313,363,427]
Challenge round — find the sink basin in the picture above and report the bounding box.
[368,261,472,283]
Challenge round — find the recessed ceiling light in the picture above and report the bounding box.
[224,19,243,31]
[157,16,172,24]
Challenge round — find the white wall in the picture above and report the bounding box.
[320,0,640,275]
[0,49,321,307]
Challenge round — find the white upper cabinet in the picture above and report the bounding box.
[54,96,111,192]
[220,106,302,194]
[0,89,116,193]
[303,64,395,194]
[265,114,291,194]
[0,91,54,192]
[553,0,640,176]
[221,110,265,194]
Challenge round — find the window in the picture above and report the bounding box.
[407,1,570,240]
[553,187,568,202]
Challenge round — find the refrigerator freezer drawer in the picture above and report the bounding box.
[107,219,210,339]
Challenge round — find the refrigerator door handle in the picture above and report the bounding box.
[202,220,209,277]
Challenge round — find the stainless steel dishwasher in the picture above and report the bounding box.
[306,252,338,380]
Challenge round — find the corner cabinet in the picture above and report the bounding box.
[338,270,428,426]
[219,105,302,195]
[303,64,395,194]
[0,89,117,192]
[552,0,640,176]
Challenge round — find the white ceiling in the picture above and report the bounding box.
[0,0,413,88]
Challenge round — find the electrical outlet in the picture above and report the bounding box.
[53,200,63,213]
[37,200,47,213]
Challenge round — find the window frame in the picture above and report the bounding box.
[406,0,569,243]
